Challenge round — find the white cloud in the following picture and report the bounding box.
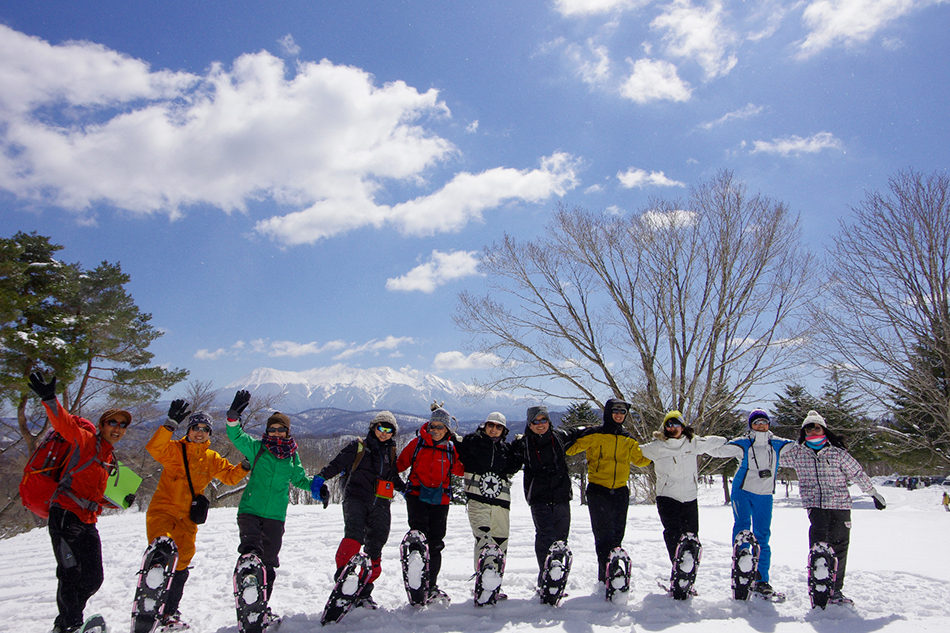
[433,350,503,370]
[639,209,697,229]
[699,103,764,130]
[617,167,685,189]
[277,34,300,57]
[333,336,416,360]
[619,58,692,103]
[797,0,936,57]
[552,0,649,16]
[386,250,481,293]
[563,39,613,85]
[749,131,844,156]
[466,120,479,133]
[194,340,247,360]
[651,0,738,79]
[0,26,576,245]
[266,340,349,358]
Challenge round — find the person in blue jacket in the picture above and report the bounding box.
[707,408,792,599]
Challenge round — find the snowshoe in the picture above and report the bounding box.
[604,547,631,602]
[828,590,854,607]
[131,536,178,633]
[473,544,506,607]
[538,540,572,606]
[807,542,838,610]
[751,581,786,603]
[731,530,759,601]
[426,586,450,606]
[669,533,702,601]
[399,530,430,607]
[320,553,371,625]
[233,553,270,633]
[155,612,190,632]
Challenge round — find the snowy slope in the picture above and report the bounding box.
[2,481,948,633]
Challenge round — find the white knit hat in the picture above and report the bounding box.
[801,410,827,429]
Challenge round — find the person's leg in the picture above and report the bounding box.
[258,517,286,602]
[655,496,680,562]
[749,494,774,583]
[467,499,493,569]
[489,504,511,557]
[826,510,851,592]
[49,507,103,631]
[427,504,450,587]
[530,503,554,570]
[586,484,612,580]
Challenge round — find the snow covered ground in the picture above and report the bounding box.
[2,478,948,633]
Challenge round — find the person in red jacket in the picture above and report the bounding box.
[396,406,464,603]
[29,372,130,633]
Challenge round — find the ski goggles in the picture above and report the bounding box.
[189,424,212,433]
[664,419,683,428]
[375,424,395,434]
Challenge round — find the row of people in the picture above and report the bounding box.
[28,371,884,632]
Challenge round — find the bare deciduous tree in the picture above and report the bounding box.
[817,169,950,467]
[456,171,816,434]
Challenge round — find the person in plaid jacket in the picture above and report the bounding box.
[781,410,886,606]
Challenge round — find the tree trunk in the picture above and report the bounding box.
[721,473,731,505]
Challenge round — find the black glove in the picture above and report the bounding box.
[872,489,886,510]
[167,399,191,424]
[28,371,57,401]
[321,484,330,510]
[228,390,251,420]
[240,458,251,471]
[124,493,136,507]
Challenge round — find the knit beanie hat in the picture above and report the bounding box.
[267,412,292,431]
[663,410,684,426]
[430,407,451,426]
[527,405,550,424]
[801,410,827,429]
[371,410,399,434]
[485,411,507,428]
[186,411,213,435]
[748,409,770,428]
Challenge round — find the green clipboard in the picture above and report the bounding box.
[104,461,143,509]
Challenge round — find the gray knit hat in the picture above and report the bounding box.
[370,410,399,434]
[430,407,452,426]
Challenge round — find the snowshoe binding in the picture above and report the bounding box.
[399,530,430,607]
[669,533,702,601]
[473,544,506,607]
[538,540,572,606]
[79,614,108,633]
[604,547,632,602]
[131,536,178,633]
[320,553,371,625]
[807,542,838,610]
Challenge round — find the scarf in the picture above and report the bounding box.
[805,435,827,451]
[262,433,297,459]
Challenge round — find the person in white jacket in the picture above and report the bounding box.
[639,410,727,562]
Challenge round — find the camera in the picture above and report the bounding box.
[757,469,771,479]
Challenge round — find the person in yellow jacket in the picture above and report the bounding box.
[565,398,651,582]
[144,400,249,631]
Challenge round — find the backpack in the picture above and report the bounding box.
[20,420,101,519]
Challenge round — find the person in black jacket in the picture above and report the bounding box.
[456,412,522,576]
[510,405,581,572]
[311,411,404,609]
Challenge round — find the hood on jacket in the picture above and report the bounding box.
[602,398,631,433]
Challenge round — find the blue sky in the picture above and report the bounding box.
[1,1,949,400]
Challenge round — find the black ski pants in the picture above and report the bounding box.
[807,508,851,592]
[48,506,104,630]
[237,513,286,601]
[529,501,571,570]
[343,496,392,561]
[656,496,699,562]
[587,483,630,581]
[406,494,450,588]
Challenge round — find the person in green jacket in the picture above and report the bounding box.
[225,390,315,626]
[565,398,651,582]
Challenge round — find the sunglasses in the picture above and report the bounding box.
[376,424,395,434]
[664,420,683,428]
[484,421,505,430]
[804,424,824,432]
[428,424,446,431]
[104,419,130,428]
[267,425,288,434]
[530,417,550,425]
[190,424,212,433]
[751,419,770,426]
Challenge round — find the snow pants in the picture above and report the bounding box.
[336,496,392,585]
[406,494,450,588]
[586,483,630,581]
[466,498,511,569]
[807,508,851,592]
[529,501,571,570]
[731,488,774,582]
[48,506,104,631]
[146,509,198,571]
[237,513,286,601]
[656,496,699,562]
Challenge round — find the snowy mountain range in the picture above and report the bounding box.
[217,364,539,435]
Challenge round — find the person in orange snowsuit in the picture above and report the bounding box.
[144,400,249,630]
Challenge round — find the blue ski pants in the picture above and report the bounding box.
[731,488,774,582]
